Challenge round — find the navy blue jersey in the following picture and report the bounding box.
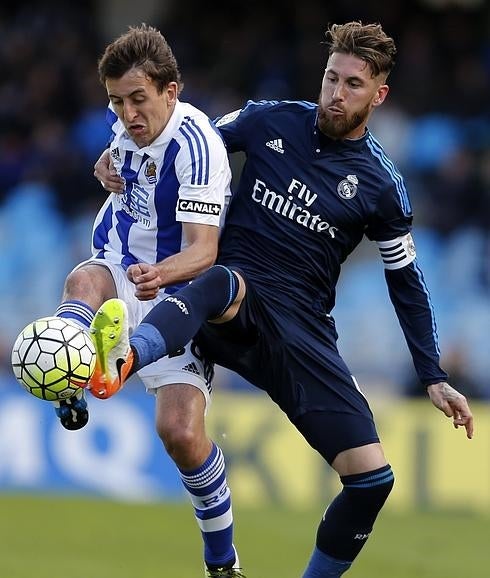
[215,100,447,386]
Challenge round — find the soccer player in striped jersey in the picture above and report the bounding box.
[93,22,474,577]
[53,25,244,577]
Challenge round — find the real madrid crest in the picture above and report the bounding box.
[406,233,416,256]
[337,174,358,199]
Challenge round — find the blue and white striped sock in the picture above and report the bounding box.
[179,443,235,568]
[54,300,94,406]
[55,300,94,329]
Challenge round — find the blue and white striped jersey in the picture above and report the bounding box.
[91,100,231,271]
[215,100,447,385]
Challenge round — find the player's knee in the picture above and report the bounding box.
[187,264,241,319]
[157,418,203,462]
[341,464,395,515]
[64,268,91,297]
[63,265,114,302]
[201,264,236,281]
[317,466,394,562]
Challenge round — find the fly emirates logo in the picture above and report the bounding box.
[251,178,338,238]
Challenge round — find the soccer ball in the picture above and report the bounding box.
[11,316,96,402]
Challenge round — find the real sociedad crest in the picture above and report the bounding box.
[145,160,157,184]
[337,174,358,199]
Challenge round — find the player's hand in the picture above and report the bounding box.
[127,263,162,301]
[427,381,474,439]
[94,149,125,194]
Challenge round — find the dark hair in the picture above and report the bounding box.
[98,23,183,94]
[325,21,396,78]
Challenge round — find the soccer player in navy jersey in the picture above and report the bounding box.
[42,24,245,578]
[93,22,474,577]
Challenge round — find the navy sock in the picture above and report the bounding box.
[131,265,239,370]
[129,323,165,371]
[316,465,394,562]
[302,548,351,577]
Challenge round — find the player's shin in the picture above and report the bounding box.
[302,465,394,577]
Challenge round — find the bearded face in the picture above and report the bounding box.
[317,52,388,140]
[317,98,371,140]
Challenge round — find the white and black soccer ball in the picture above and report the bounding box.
[11,317,96,402]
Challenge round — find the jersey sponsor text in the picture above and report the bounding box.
[251,177,338,237]
[177,199,221,215]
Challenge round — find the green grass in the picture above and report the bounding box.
[0,495,488,577]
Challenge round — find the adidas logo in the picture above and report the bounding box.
[265,138,284,154]
[182,362,200,375]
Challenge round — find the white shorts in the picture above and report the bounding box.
[75,259,213,406]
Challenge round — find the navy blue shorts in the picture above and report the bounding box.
[195,273,379,464]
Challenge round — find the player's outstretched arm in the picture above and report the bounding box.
[94,148,125,193]
[127,222,219,301]
[427,382,474,439]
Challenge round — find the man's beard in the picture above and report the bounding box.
[317,98,370,139]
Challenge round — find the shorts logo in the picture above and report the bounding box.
[182,362,200,375]
[337,174,358,199]
[177,199,221,215]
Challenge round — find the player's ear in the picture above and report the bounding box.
[373,84,389,107]
[166,82,178,105]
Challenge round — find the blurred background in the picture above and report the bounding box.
[0,0,489,575]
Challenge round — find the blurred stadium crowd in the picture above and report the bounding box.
[0,0,488,397]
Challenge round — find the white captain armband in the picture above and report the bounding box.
[376,233,416,270]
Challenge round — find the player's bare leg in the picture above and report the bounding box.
[91,288,245,575]
[154,385,244,576]
[54,264,116,429]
